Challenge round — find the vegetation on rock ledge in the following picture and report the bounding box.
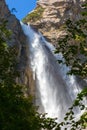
[55,2,87,130]
[0,1,87,130]
[22,5,44,23]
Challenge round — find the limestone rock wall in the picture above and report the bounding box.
[23,0,85,46]
[1,0,86,97]
[0,0,35,97]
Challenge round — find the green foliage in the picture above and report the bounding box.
[61,88,87,130]
[55,2,87,78]
[0,19,64,130]
[0,20,56,130]
[1,2,87,129]
[22,5,44,23]
[55,2,87,129]
[0,20,39,130]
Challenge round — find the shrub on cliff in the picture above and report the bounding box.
[55,2,87,130]
[0,20,48,130]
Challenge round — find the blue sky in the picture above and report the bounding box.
[6,0,36,20]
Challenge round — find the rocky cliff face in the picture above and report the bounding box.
[0,0,35,97]
[1,0,86,97]
[23,0,85,46]
[22,0,86,93]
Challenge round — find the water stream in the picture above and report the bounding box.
[21,23,83,122]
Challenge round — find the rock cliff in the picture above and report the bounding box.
[0,0,35,97]
[23,0,85,46]
[20,0,87,94]
[1,0,86,97]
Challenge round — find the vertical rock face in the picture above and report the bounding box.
[0,0,10,18]
[23,0,85,45]
[0,0,35,96]
[1,0,86,97]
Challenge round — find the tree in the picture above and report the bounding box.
[54,2,87,130]
[55,2,87,78]
[0,19,58,130]
[0,20,41,130]
[0,2,87,129]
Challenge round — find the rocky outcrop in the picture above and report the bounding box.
[22,0,87,91]
[0,0,35,97]
[23,0,85,46]
[1,0,86,97]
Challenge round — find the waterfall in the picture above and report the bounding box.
[21,23,83,121]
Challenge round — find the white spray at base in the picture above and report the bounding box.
[21,23,83,122]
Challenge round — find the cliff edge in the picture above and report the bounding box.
[23,0,85,46]
[0,0,35,97]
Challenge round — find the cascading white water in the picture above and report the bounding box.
[39,35,82,101]
[21,23,82,121]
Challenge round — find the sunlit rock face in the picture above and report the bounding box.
[0,0,35,97]
[23,0,85,46]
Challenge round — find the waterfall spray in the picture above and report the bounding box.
[21,22,83,122]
